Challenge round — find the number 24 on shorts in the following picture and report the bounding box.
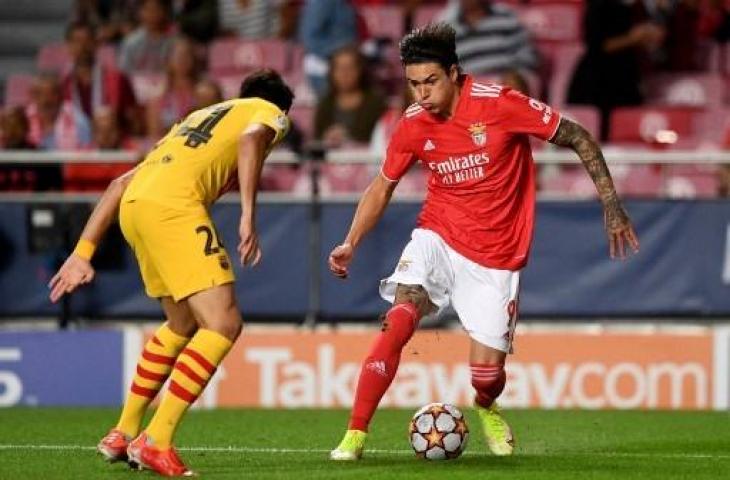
[196,225,224,256]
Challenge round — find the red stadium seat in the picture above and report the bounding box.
[283,69,317,107]
[4,73,34,107]
[63,162,136,192]
[412,5,441,28]
[320,162,376,193]
[664,165,719,198]
[287,105,315,141]
[394,167,428,197]
[543,42,583,107]
[513,2,584,43]
[561,105,600,139]
[644,73,725,107]
[37,43,116,72]
[260,164,306,192]
[540,165,597,198]
[612,164,665,197]
[359,5,405,40]
[208,38,293,75]
[608,107,700,144]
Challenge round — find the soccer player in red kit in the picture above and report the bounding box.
[328,23,640,460]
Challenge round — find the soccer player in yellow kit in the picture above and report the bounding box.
[48,69,293,477]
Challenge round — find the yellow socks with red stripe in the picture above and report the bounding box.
[145,329,232,448]
[116,323,191,437]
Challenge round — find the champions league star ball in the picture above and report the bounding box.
[408,403,469,460]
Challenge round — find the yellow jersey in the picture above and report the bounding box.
[123,97,289,209]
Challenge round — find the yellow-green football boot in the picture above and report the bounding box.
[475,402,515,456]
[329,429,368,461]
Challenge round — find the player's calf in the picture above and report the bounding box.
[348,302,419,432]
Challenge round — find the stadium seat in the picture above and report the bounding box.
[37,42,116,72]
[612,164,665,197]
[287,105,315,142]
[412,5,441,28]
[4,73,34,106]
[212,73,241,100]
[208,38,293,75]
[513,2,584,43]
[561,105,600,139]
[63,162,136,192]
[394,167,428,197]
[644,73,725,107]
[539,164,597,198]
[608,107,701,144]
[129,73,166,104]
[664,165,719,198]
[259,164,306,192]
[283,69,317,107]
[543,42,583,107]
[359,5,405,40]
[320,162,377,193]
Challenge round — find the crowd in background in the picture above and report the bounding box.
[1,0,730,194]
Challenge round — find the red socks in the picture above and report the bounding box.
[471,363,506,408]
[348,303,418,431]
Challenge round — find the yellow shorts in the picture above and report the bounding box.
[119,199,235,301]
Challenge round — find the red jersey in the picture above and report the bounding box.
[381,75,560,270]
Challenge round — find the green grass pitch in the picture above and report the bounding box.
[0,408,728,479]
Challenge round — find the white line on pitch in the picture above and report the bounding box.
[0,445,728,460]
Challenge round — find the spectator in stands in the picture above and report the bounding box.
[145,38,201,139]
[118,0,175,73]
[72,0,137,43]
[0,106,63,191]
[439,0,538,76]
[174,0,219,43]
[193,78,225,109]
[0,107,34,150]
[299,0,359,96]
[92,106,136,150]
[567,0,665,140]
[26,73,92,150]
[218,0,284,38]
[63,21,142,136]
[314,45,387,148]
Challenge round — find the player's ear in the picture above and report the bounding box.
[448,65,459,83]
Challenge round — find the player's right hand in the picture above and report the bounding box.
[328,242,354,279]
[48,255,95,303]
[238,223,262,267]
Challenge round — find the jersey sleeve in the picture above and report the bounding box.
[496,88,561,141]
[248,101,291,146]
[381,118,417,182]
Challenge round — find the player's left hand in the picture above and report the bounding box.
[238,222,262,267]
[604,204,640,260]
[48,255,95,303]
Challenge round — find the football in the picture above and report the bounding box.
[408,403,469,460]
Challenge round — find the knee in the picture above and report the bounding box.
[168,316,198,338]
[381,303,418,346]
[215,304,243,341]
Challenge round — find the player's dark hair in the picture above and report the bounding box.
[399,22,460,72]
[239,69,295,112]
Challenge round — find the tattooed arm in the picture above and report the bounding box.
[549,117,640,259]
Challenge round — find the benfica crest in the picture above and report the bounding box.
[468,122,487,146]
